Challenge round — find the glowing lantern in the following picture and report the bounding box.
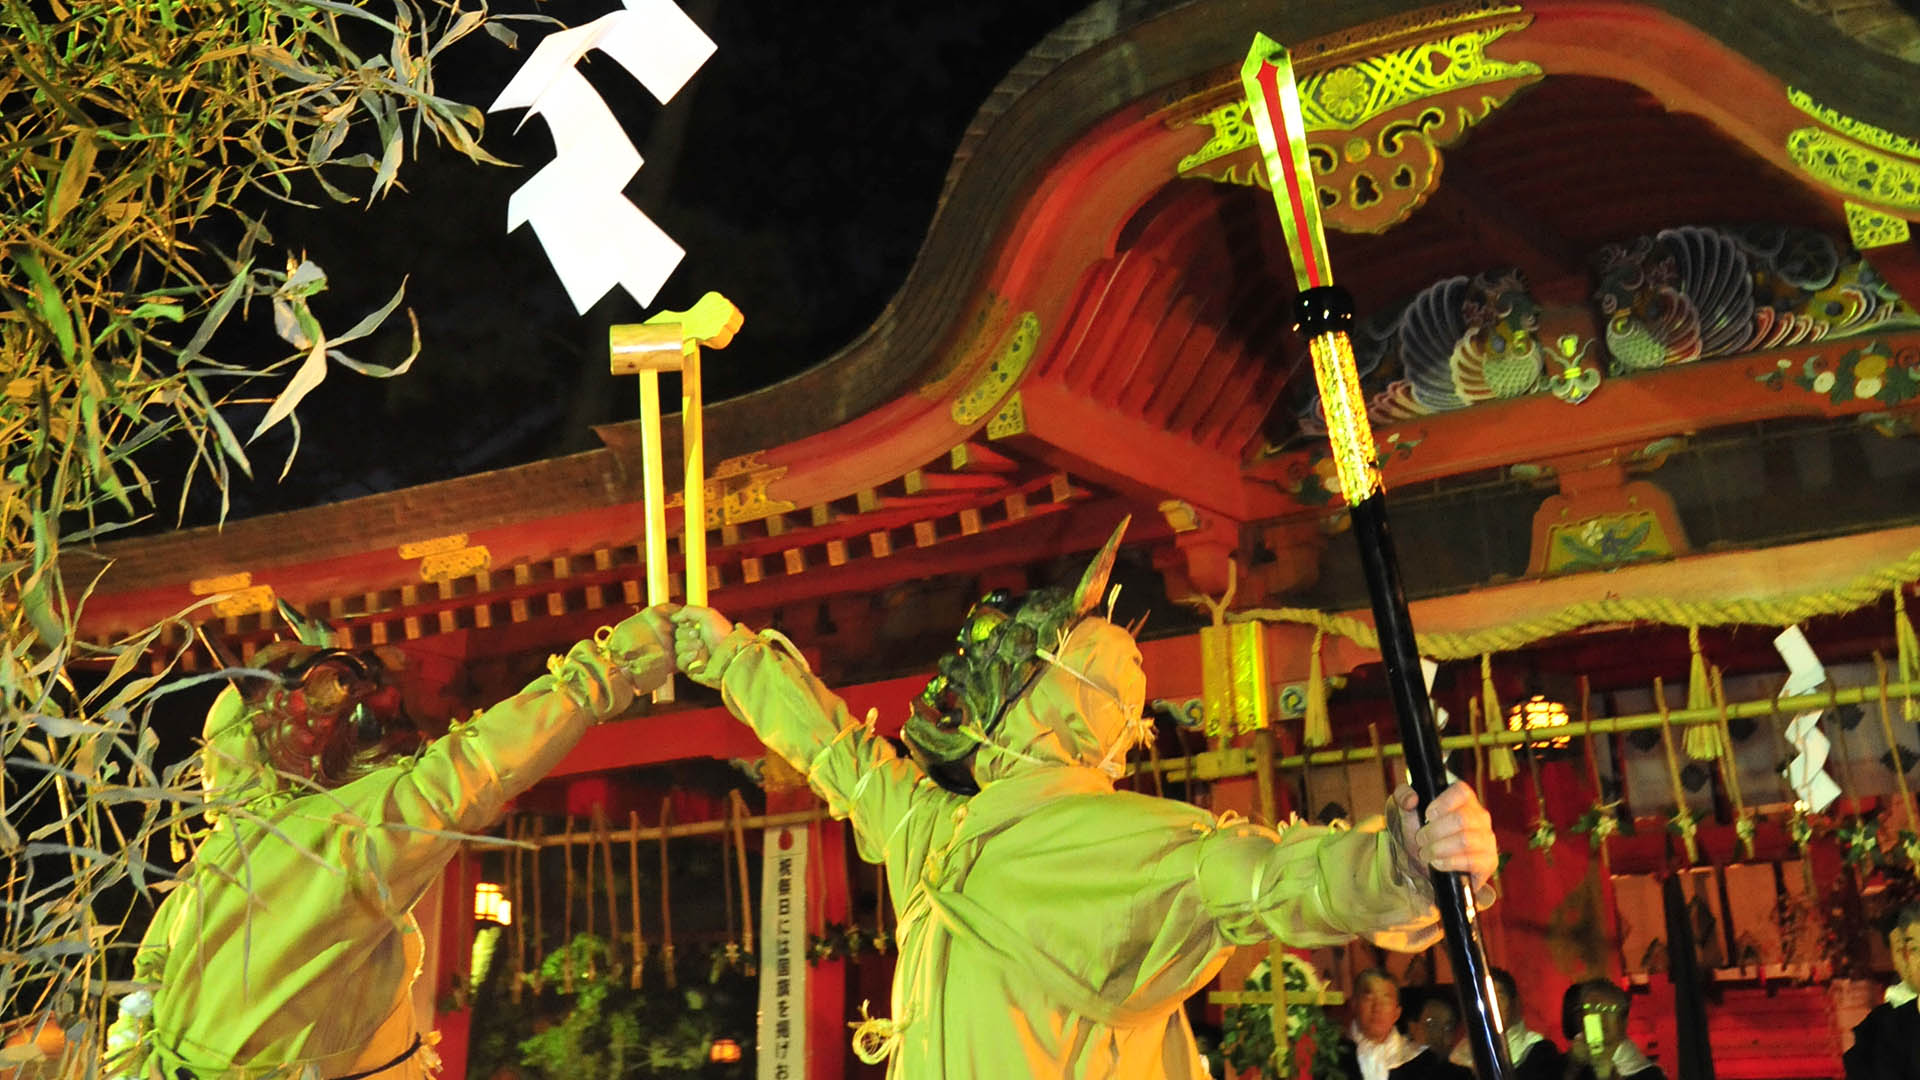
[709,1038,744,1063]
[1506,695,1571,750]
[473,881,512,926]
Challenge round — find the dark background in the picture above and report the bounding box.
[184,0,1094,524]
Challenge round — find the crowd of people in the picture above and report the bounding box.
[1337,896,1920,1080]
[1328,967,1665,1080]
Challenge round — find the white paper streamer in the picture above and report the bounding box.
[489,0,716,312]
[1775,625,1841,813]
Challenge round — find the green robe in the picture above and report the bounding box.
[109,613,672,1079]
[701,616,1448,1079]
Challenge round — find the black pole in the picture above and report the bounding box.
[1295,287,1514,1080]
[1662,874,1716,1080]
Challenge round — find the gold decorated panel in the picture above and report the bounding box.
[1785,87,1920,215]
[666,451,797,527]
[1170,14,1541,234]
[951,312,1040,426]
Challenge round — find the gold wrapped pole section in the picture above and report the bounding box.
[1307,329,1381,506]
[1199,621,1270,737]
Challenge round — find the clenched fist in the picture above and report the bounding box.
[1393,781,1497,894]
[670,604,733,687]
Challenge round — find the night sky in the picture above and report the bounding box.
[181,0,1093,525]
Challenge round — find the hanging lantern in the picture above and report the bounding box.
[709,1038,744,1063]
[1507,695,1571,750]
[474,881,513,926]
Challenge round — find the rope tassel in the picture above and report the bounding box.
[1655,676,1700,864]
[1483,654,1515,783]
[1684,625,1723,761]
[1304,627,1330,748]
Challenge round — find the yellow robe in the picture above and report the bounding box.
[702,617,1451,1080]
[110,613,672,1079]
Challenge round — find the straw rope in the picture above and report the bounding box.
[1233,555,1920,658]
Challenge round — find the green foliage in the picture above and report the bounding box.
[1569,802,1622,849]
[1527,818,1557,853]
[488,934,755,1080]
[1221,955,1344,1080]
[1837,813,1884,868]
[0,0,519,1068]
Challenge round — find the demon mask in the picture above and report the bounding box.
[903,519,1128,794]
[203,638,432,798]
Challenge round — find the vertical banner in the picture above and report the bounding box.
[757,825,808,1079]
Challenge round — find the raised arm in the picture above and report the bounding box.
[329,606,676,904]
[673,605,942,860]
[395,607,673,823]
[1195,782,1496,952]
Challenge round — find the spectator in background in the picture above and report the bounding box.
[1561,980,1665,1080]
[1338,969,1473,1080]
[1845,901,1920,1080]
[1412,992,1462,1060]
[1452,968,1564,1080]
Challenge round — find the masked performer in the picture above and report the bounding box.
[670,524,1497,1079]
[106,606,676,1079]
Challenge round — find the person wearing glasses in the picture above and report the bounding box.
[1337,970,1472,1080]
[1561,980,1665,1080]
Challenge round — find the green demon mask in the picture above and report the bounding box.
[904,519,1128,794]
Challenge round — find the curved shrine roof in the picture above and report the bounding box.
[73,0,1920,668]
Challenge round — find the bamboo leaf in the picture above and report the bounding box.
[91,644,155,707]
[19,549,65,649]
[327,279,407,346]
[280,258,328,298]
[248,338,328,441]
[188,375,254,479]
[176,265,253,369]
[127,299,186,322]
[330,309,420,378]
[28,713,115,738]
[44,129,97,231]
[308,116,351,166]
[430,7,486,58]
[371,124,405,197]
[12,250,76,361]
[249,45,330,85]
[300,0,404,35]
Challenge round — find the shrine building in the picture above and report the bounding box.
[73,1,1920,1077]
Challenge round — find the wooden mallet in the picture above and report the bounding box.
[609,292,743,700]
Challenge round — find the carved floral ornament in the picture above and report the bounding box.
[949,311,1040,426]
[1169,13,1542,234]
[1785,87,1920,248]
